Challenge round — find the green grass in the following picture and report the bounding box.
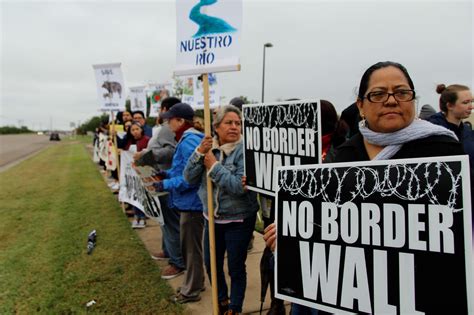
[0,142,183,314]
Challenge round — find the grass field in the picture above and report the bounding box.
[0,139,183,314]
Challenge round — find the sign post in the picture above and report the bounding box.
[175,0,242,313]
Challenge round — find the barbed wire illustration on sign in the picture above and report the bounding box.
[244,102,318,129]
[278,162,463,212]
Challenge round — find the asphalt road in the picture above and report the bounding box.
[0,134,55,171]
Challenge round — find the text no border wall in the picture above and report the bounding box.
[275,155,473,314]
[243,100,322,196]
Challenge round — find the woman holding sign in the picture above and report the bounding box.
[264,61,466,315]
[184,105,259,315]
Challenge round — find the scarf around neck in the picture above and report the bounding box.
[359,119,458,160]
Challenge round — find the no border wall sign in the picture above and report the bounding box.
[275,156,473,314]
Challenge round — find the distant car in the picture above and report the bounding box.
[49,132,61,141]
[37,131,44,135]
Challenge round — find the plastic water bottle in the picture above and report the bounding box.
[87,230,97,255]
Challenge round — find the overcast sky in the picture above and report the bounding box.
[1,0,472,130]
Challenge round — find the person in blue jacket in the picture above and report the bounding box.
[184,105,259,315]
[153,103,205,303]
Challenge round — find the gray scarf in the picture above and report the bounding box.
[359,119,458,160]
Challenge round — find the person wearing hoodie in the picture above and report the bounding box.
[152,103,205,303]
[184,105,259,315]
[134,97,182,266]
[428,84,474,168]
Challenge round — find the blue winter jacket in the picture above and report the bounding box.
[428,112,474,167]
[162,128,204,211]
[184,137,259,220]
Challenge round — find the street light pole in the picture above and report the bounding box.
[261,42,273,103]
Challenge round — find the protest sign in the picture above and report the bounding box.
[182,73,220,108]
[243,100,321,196]
[148,83,172,115]
[275,156,473,314]
[175,0,242,75]
[93,63,126,112]
[129,86,147,112]
[119,151,164,225]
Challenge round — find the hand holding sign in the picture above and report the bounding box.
[204,152,217,169]
[198,135,213,154]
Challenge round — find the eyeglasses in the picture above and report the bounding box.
[364,90,416,103]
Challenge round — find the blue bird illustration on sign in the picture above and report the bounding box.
[189,0,236,37]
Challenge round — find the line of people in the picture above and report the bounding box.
[95,60,473,315]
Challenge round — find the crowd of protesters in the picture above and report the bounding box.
[94,61,473,315]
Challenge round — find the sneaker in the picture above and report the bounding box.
[161,265,184,280]
[218,298,230,315]
[151,252,169,260]
[135,220,146,229]
[131,220,140,229]
[173,293,201,304]
[176,286,206,294]
[110,183,120,190]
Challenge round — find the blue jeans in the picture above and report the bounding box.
[161,202,185,269]
[204,214,257,313]
[291,303,319,315]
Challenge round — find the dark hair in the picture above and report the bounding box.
[357,61,415,99]
[132,110,145,119]
[436,84,469,112]
[130,122,145,137]
[320,100,349,147]
[161,97,181,111]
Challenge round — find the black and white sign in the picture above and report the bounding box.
[119,151,164,225]
[243,100,321,196]
[275,156,473,314]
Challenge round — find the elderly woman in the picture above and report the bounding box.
[184,105,259,315]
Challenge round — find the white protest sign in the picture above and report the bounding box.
[175,0,242,75]
[129,86,147,113]
[119,151,164,225]
[182,73,220,109]
[148,83,172,116]
[93,63,126,112]
[275,156,473,314]
[243,100,322,196]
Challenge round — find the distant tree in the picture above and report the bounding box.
[77,114,108,135]
[0,125,33,134]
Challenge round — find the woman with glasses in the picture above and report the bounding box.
[332,61,463,162]
[427,84,474,169]
[263,61,466,315]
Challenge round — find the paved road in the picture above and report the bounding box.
[0,134,54,171]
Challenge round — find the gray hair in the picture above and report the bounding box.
[212,105,242,129]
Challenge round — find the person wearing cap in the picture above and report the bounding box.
[152,103,205,303]
[134,97,182,266]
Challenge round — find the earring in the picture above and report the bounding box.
[359,114,367,128]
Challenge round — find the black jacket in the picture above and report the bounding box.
[427,112,474,168]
